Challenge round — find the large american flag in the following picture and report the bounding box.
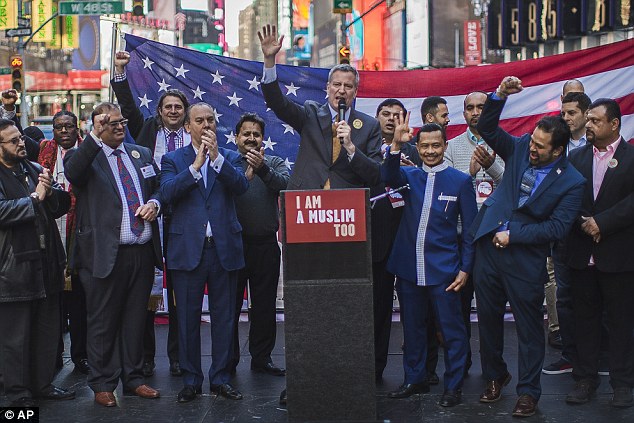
[122,33,634,170]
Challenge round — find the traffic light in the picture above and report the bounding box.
[10,55,24,92]
[132,0,144,17]
[338,45,350,64]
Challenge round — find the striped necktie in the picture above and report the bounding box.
[112,150,144,236]
[518,167,536,207]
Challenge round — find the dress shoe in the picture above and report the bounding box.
[426,372,440,385]
[38,385,76,400]
[251,362,286,376]
[170,361,183,376]
[74,358,90,375]
[612,387,633,408]
[94,392,117,407]
[480,372,512,403]
[142,360,155,377]
[10,397,37,407]
[211,383,243,400]
[566,380,596,404]
[124,384,160,399]
[177,386,201,403]
[279,389,287,406]
[512,394,538,417]
[388,383,430,399]
[439,389,462,407]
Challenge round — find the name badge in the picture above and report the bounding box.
[438,194,457,202]
[141,165,156,178]
[475,177,494,204]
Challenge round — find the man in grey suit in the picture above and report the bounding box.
[64,103,163,407]
[258,24,382,190]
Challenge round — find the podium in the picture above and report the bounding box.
[280,189,376,422]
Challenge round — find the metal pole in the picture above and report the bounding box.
[17,0,28,128]
[109,23,119,103]
[454,23,460,68]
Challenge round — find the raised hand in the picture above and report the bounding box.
[257,24,284,67]
[202,129,218,161]
[1,89,19,111]
[392,111,413,148]
[496,76,523,98]
[93,114,111,139]
[114,51,131,75]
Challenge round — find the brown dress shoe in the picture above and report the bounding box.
[480,372,512,403]
[95,392,116,407]
[512,394,538,417]
[131,384,160,399]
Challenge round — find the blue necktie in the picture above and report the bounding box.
[113,150,143,236]
[167,131,177,152]
[518,167,536,207]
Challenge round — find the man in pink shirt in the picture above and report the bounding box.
[564,99,634,408]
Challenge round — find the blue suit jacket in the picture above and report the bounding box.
[382,151,478,286]
[160,145,248,272]
[471,95,585,260]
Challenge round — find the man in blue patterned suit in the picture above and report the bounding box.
[383,117,478,408]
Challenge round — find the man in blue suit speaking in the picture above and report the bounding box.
[471,76,585,417]
[160,103,248,403]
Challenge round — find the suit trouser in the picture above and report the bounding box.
[570,267,634,389]
[232,236,280,368]
[396,278,467,391]
[80,243,154,393]
[0,293,60,401]
[143,268,179,364]
[459,275,474,370]
[372,258,395,377]
[173,238,237,388]
[474,238,545,400]
[67,274,88,364]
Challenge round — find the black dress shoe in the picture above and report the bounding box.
[388,383,430,399]
[74,358,90,375]
[142,360,155,377]
[279,389,287,406]
[38,385,76,400]
[169,361,183,376]
[439,390,462,407]
[211,383,243,400]
[10,397,37,407]
[177,386,201,403]
[251,362,286,376]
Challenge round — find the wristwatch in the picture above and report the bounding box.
[30,192,40,203]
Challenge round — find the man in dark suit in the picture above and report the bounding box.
[258,24,382,190]
[159,103,248,403]
[471,76,585,417]
[564,99,634,408]
[371,98,420,382]
[64,102,163,407]
[111,50,189,377]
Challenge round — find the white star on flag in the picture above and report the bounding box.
[157,79,171,92]
[211,70,225,84]
[192,86,206,100]
[285,82,300,96]
[324,89,328,99]
[175,64,189,78]
[263,136,277,151]
[281,124,295,135]
[227,92,243,107]
[225,131,236,145]
[212,107,223,123]
[142,56,154,69]
[247,76,261,91]
[138,94,152,108]
[284,157,294,170]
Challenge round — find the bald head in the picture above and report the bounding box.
[562,79,585,100]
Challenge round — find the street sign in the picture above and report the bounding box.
[59,1,124,16]
[0,67,11,75]
[5,27,33,37]
[17,17,31,28]
[333,0,352,14]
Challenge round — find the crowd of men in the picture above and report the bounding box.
[1,24,632,419]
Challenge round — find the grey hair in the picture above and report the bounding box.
[327,64,359,88]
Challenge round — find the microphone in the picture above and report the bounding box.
[338,98,346,144]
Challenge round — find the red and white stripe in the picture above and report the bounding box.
[355,38,634,141]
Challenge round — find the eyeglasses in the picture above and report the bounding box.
[53,123,77,130]
[106,119,128,128]
[0,135,26,145]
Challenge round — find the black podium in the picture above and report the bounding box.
[280,189,376,422]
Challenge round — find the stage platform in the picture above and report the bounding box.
[3,316,630,422]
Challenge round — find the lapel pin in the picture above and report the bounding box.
[131,150,141,159]
[352,119,363,129]
[556,168,561,174]
[608,158,618,168]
